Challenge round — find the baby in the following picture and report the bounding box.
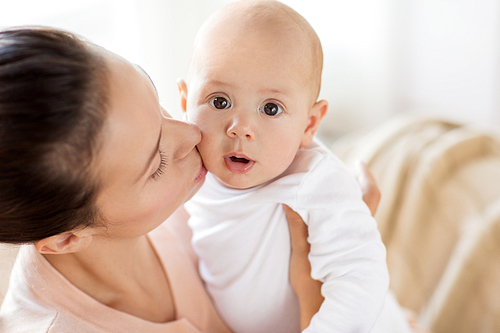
[180,1,410,332]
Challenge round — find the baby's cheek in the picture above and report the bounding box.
[266,147,295,174]
[186,111,201,125]
[196,137,217,166]
[192,119,214,141]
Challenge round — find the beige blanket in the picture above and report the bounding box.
[332,114,500,333]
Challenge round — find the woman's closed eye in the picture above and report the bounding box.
[151,149,167,180]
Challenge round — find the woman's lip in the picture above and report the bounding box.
[195,162,207,182]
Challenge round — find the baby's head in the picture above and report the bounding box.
[179,0,328,189]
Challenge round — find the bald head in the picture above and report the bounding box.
[189,0,323,101]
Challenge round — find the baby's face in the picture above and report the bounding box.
[183,31,315,189]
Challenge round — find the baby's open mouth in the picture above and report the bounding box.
[224,155,255,173]
[230,156,250,163]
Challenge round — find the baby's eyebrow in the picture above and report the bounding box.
[259,88,286,95]
[205,79,233,89]
[257,87,293,101]
[204,80,290,99]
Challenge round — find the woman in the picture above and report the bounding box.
[0,27,380,332]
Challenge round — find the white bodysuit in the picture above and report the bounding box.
[185,139,408,333]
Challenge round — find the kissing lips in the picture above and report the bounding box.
[224,155,255,174]
[195,163,207,183]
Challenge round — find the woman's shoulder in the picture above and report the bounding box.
[0,304,97,333]
[0,295,58,332]
[0,246,108,333]
[0,246,61,332]
[0,246,84,332]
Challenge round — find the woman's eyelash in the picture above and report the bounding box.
[151,149,167,180]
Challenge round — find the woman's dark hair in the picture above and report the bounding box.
[0,27,108,244]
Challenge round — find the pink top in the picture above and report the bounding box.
[0,219,232,333]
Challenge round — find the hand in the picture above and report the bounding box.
[285,204,324,331]
[355,160,381,216]
[286,161,381,330]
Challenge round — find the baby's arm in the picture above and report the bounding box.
[295,158,389,332]
[288,161,382,330]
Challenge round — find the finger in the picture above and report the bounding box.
[283,204,309,250]
[355,160,381,216]
[355,160,376,190]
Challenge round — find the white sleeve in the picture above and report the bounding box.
[293,158,389,333]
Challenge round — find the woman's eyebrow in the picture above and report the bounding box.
[136,64,159,99]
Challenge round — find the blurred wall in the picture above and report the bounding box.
[397,0,500,128]
[1,0,499,143]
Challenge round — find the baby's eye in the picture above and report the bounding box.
[260,102,283,116]
[209,96,231,109]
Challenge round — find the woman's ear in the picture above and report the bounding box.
[300,99,328,147]
[35,230,94,255]
[177,78,188,115]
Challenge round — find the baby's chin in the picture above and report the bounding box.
[211,171,270,190]
[209,161,290,190]
[215,176,261,190]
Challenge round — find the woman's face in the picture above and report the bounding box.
[93,50,207,238]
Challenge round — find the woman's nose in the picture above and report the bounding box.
[166,117,201,160]
[226,113,255,140]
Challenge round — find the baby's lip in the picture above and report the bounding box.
[224,152,255,174]
[224,152,252,160]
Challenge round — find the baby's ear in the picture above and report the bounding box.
[177,78,188,114]
[300,99,328,147]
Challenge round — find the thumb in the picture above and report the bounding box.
[355,160,381,217]
[283,204,309,250]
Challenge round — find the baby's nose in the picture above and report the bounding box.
[226,113,255,140]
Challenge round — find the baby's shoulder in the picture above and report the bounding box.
[287,139,347,176]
